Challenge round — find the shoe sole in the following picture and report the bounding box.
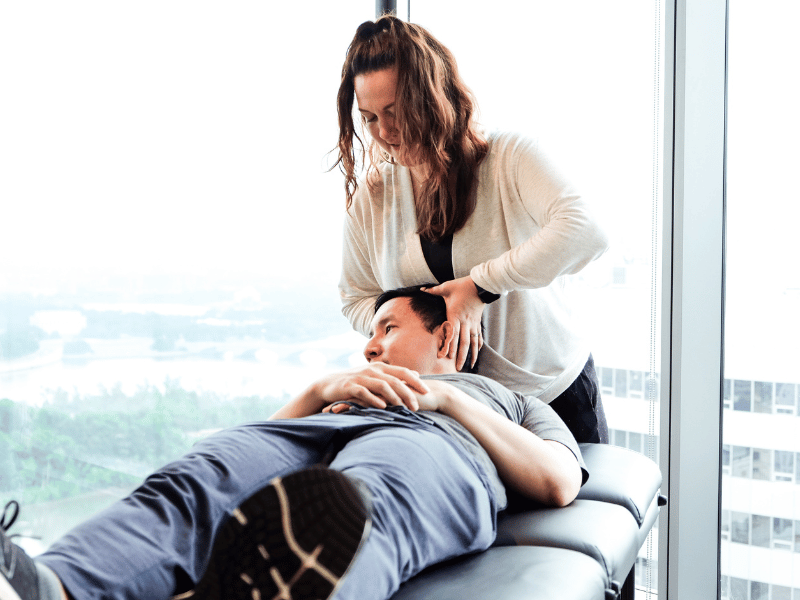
[177,466,371,600]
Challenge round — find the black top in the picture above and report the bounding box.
[419,234,455,283]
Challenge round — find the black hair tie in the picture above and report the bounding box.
[356,21,379,40]
[356,18,393,40]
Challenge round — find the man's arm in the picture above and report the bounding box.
[269,363,430,420]
[417,380,582,507]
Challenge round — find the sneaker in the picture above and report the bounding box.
[176,466,372,600]
[0,501,40,600]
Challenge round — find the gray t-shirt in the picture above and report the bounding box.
[420,373,589,509]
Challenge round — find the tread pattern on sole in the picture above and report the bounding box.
[177,466,371,600]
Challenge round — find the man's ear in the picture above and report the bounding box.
[436,321,456,359]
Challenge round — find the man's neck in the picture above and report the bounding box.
[426,362,459,376]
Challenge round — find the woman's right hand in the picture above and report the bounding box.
[422,277,486,371]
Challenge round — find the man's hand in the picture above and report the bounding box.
[270,363,430,419]
[411,379,455,413]
[422,276,485,371]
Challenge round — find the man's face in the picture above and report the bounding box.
[364,297,442,374]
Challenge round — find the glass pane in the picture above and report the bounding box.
[773,586,792,600]
[615,368,629,399]
[795,521,800,553]
[723,0,800,596]
[753,382,772,414]
[797,455,800,486]
[773,518,792,548]
[732,446,751,478]
[629,432,644,455]
[614,429,628,449]
[721,509,731,539]
[752,449,771,481]
[733,380,752,412]
[0,0,374,554]
[407,2,665,595]
[629,370,644,398]
[730,577,748,600]
[722,445,731,467]
[775,383,796,407]
[750,581,768,600]
[751,515,770,548]
[774,451,794,481]
[731,512,750,545]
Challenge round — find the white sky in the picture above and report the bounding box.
[0,2,372,288]
[0,0,797,301]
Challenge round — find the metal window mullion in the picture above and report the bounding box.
[376,0,396,17]
[659,0,727,598]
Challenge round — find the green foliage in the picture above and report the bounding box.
[2,381,287,504]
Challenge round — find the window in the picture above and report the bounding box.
[753,382,773,414]
[750,581,768,600]
[730,577,749,600]
[628,370,644,399]
[613,429,628,449]
[797,454,800,486]
[723,2,800,597]
[751,515,770,548]
[721,509,730,541]
[775,383,796,415]
[601,366,615,397]
[629,432,644,455]
[734,380,753,412]
[731,511,750,545]
[732,446,752,478]
[795,520,800,553]
[413,3,664,595]
[723,378,733,410]
[0,0,374,554]
[772,518,793,550]
[773,451,794,484]
[752,449,771,481]
[772,586,792,600]
[615,369,629,399]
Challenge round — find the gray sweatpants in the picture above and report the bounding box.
[39,407,499,600]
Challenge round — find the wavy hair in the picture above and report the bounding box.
[334,16,488,242]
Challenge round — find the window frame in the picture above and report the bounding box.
[659,0,727,597]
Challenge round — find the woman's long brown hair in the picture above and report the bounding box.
[334,16,488,242]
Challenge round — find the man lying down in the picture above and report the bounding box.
[0,285,588,600]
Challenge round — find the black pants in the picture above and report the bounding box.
[548,354,609,444]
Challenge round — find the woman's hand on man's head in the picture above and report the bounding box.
[421,276,485,371]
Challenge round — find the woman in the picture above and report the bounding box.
[334,16,610,443]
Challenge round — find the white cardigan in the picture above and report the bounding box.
[339,130,609,402]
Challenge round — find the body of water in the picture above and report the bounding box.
[0,335,367,406]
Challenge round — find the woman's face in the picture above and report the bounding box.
[354,66,421,168]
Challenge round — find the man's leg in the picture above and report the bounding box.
[33,415,370,600]
[181,465,370,600]
[327,425,499,600]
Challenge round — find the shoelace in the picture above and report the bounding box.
[1,501,20,532]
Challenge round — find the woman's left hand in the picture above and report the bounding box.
[422,276,485,371]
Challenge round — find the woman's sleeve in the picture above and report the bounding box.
[339,207,382,337]
[469,135,609,293]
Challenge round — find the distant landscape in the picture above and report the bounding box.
[0,282,360,513]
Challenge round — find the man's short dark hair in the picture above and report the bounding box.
[374,285,480,373]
